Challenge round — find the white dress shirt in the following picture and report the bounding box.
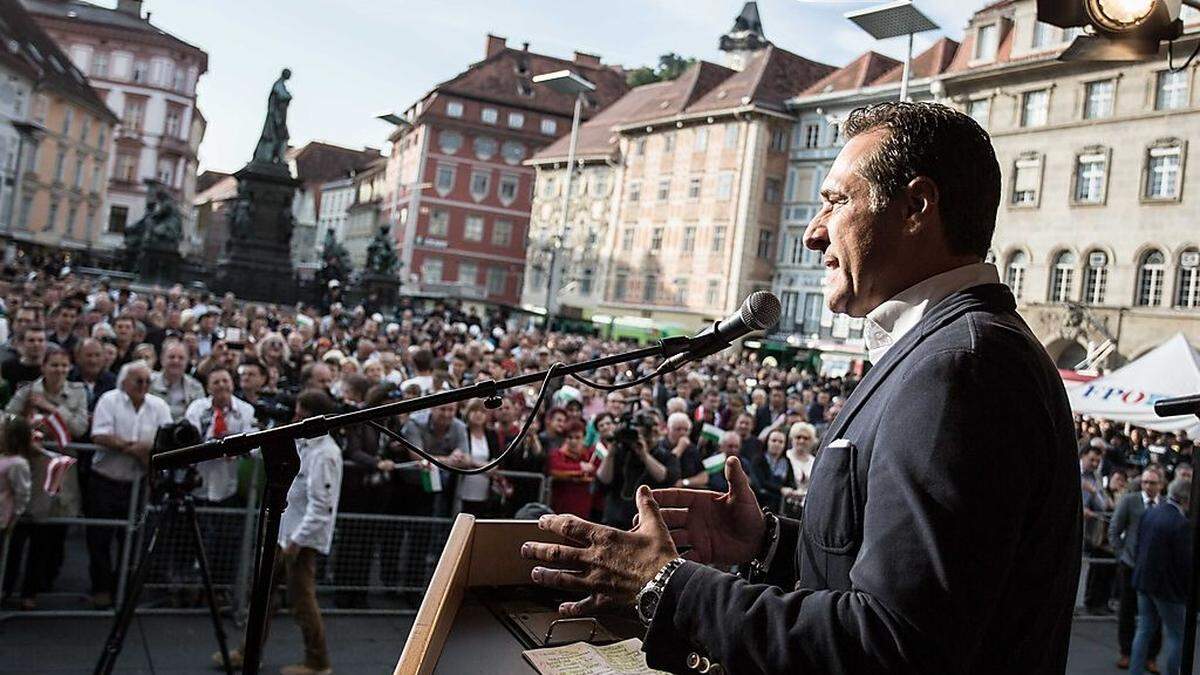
[278,434,343,554]
[185,395,258,503]
[91,390,173,482]
[863,262,1000,363]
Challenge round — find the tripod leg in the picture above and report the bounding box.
[185,497,234,675]
[241,437,299,675]
[93,499,177,675]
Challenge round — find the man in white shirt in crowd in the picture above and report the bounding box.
[185,366,257,588]
[88,361,172,609]
[222,389,342,675]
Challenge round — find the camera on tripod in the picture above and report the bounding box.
[612,406,661,455]
[150,419,203,499]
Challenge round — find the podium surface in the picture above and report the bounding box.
[395,515,645,675]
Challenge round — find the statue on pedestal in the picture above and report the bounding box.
[252,69,292,166]
[365,222,399,277]
[123,183,183,281]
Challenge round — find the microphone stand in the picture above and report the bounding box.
[1154,395,1200,675]
[153,337,693,675]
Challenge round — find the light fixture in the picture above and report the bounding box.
[1039,0,1188,62]
[1086,0,1158,32]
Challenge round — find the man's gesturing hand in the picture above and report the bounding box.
[651,455,765,567]
[522,485,678,617]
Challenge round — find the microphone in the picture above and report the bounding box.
[662,291,782,372]
[1154,394,1200,418]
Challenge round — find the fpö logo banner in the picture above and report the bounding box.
[1077,384,1172,409]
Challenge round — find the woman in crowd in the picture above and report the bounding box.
[752,428,795,511]
[459,399,501,516]
[5,344,89,440]
[785,421,819,517]
[546,420,594,518]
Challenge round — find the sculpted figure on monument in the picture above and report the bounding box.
[252,68,292,165]
[365,222,400,277]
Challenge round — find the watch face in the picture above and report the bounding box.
[638,590,660,622]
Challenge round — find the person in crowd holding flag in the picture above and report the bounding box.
[547,420,595,518]
[89,361,172,609]
[6,343,89,441]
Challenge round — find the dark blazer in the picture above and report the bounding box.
[1133,500,1192,604]
[1109,491,1153,567]
[643,284,1081,674]
[750,452,795,510]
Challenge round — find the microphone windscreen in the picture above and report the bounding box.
[741,291,782,331]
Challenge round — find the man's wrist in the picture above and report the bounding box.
[750,511,780,576]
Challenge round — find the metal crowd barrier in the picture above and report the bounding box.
[0,445,549,621]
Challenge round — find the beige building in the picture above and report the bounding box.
[941,0,1200,366]
[590,5,835,331]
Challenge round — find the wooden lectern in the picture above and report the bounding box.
[394,515,573,675]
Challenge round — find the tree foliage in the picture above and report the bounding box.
[626,53,697,87]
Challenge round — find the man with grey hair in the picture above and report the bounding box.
[522,102,1079,673]
[662,412,704,490]
[1130,478,1192,675]
[87,360,172,608]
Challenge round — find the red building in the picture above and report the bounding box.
[381,34,628,307]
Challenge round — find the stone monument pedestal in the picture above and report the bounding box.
[136,242,183,284]
[214,161,300,303]
[356,271,401,311]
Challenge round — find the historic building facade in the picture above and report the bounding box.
[25,0,207,254]
[942,0,1200,365]
[590,5,834,331]
[379,34,629,307]
[1,0,117,255]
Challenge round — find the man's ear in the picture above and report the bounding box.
[903,176,940,235]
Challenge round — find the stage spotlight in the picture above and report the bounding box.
[1037,0,1188,61]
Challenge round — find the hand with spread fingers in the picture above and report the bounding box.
[522,485,678,617]
[649,455,765,567]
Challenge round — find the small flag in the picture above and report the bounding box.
[700,423,723,443]
[703,454,727,475]
[593,442,608,461]
[40,450,76,496]
[31,411,71,450]
[420,465,443,493]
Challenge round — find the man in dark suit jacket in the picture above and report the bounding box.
[1109,467,1164,668]
[521,102,1080,673]
[1130,479,1192,675]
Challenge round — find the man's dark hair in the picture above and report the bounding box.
[239,356,268,376]
[205,366,235,385]
[412,348,434,372]
[296,388,338,417]
[842,101,1001,258]
[343,373,371,400]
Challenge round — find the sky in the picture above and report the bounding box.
[124,0,981,173]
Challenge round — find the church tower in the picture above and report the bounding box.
[719,2,772,71]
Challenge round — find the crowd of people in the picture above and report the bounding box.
[0,265,1194,672]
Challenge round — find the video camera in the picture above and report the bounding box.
[612,405,661,456]
[150,419,202,498]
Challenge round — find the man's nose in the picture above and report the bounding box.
[803,215,828,252]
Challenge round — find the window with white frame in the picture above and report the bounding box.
[712,225,726,252]
[687,177,701,200]
[1177,248,1200,308]
[445,100,463,117]
[694,127,708,152]
[975,23,999,60]
[1082,250,1108,304]
[428,210,449,237]
[435,164,455,194]
[1156,70,1189,111]
[780,291,800,330]
[1145,141,1184,200]
[540,119,557,135]
[724,123,739,149]
[464,215,485,241]
[682,226,696,253]
[628,180,641,202]
[1049,250,1077,302]
[580,267,594,295]
[1021,89,1049,127]
[706,279,720,307]
[621,227,634,251]
[470,170,491,200]
[421,256,443,283]
[492,220,512,246]
[803,124,820,149]
[438,130,463,154]
[498,174,519,205]
[487,267,506,295]
[1012,154,1042,206]
[756,229,773,259]
[92,51,109,77]
[966,98,991,127]
[458,261,478,285]
[657,179,670,201]
[481,107,498,124]
[1083,80,1114,119]
[770,128,788,152]
[502,141,526,165]
[643,275,657,302]
[663,133,675,154]
[1136,249,1167,306]
[672,278,688,305]
[650,227,663,251]
[1074,149,1108,204]
[614,273,629,300]
[474,136,498,160]
[765,178,782,204]
[507,112,524,128]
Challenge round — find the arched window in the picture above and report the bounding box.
[1136,249,1167,306]
[1049,250,1076,303]
[1176,248,1200,308]
[1082,250,1108,305]
[1005,250,1028,299]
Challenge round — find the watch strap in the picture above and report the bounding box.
[749,511,780,578]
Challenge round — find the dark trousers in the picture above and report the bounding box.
[85,474,136,595]
[1084,544,1115,610]
[196,495,243,587]
[383,488,434,591]
[1119,563,1161,658]
[243,547,330,670]
[3,523,67,598]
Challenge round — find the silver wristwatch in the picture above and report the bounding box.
[636,557,686,626]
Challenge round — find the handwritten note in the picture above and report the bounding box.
[523,638,669,675]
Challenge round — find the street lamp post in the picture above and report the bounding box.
[846,1,940,102]
[533,69,595,330]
